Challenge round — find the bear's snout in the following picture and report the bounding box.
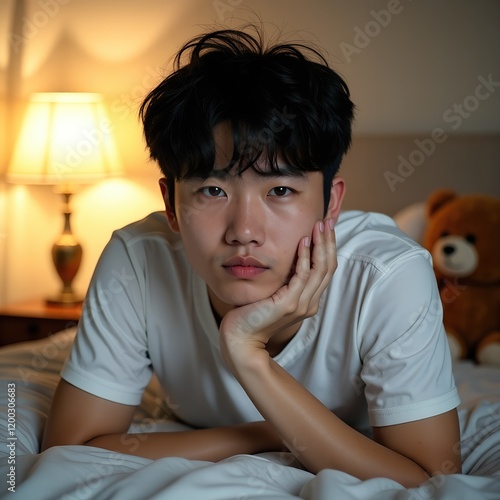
[432,235,478,277]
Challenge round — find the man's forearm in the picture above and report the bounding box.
[229,353,431,487]
[84,421,284,461]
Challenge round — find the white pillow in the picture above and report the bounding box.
[392,202,426,244]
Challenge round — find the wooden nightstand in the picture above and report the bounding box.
[0,299,82,347]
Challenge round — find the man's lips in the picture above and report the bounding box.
[222,256,269,278]
[223,256,268,268]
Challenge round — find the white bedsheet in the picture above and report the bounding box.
[1,329,500,499]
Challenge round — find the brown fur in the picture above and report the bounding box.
[423,189,500,364]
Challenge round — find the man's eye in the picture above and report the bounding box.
[269,186,293,197]
[199,186,226,197]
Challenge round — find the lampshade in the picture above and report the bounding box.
[7,92,123,186]
[6,92,123,306]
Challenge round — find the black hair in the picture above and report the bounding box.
[139,27,354,211]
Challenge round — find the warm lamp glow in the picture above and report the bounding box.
[7,92,123,186]
[6,93,123,305]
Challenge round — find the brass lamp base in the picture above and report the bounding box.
[46,291,84,307]
[47,191,84,307]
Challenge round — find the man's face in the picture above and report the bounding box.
[162,124,338,318]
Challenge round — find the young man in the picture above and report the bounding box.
[42,28,461,487]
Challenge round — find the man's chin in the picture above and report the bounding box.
[221,293,266,308]
[213,285,278,308]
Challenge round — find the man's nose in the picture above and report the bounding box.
[225,197,265,246]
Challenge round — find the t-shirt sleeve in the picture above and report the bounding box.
[358,250,460,427]
[61,232,152,406]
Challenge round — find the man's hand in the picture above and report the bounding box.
[216,217,458,486]
[219,217,337,370]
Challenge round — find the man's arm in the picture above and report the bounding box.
[41,379,284,460]
[372,410,462,477]
[218,218,462,487]
[223,350,460,487]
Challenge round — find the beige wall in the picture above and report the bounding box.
[0,0,499,304]
[341,134,500,214]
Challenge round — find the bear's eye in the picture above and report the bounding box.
[441,231,449,238]
[465,234,476,244]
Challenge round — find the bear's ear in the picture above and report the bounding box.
[426,189,457,216]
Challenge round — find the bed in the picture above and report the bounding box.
[1,202,500,499]
[0,325,499,499]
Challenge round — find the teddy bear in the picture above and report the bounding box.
[422,189,500,365]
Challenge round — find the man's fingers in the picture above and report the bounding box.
[272,218,337,321]
[308,219,335,284]
[321,217,337,279]
[297,218,337,309]
[279,235,311,301]
[308,218,337,302]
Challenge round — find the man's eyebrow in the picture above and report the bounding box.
[253,166,305,178]
[208,169,231,180]
[185,170,229,182]
[204,166,305,180]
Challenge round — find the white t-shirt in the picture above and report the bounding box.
[61,210,460,433]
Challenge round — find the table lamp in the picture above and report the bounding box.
[6,92,123,306]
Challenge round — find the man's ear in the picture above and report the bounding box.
[325,176,346,224]
[159,178,180,233]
